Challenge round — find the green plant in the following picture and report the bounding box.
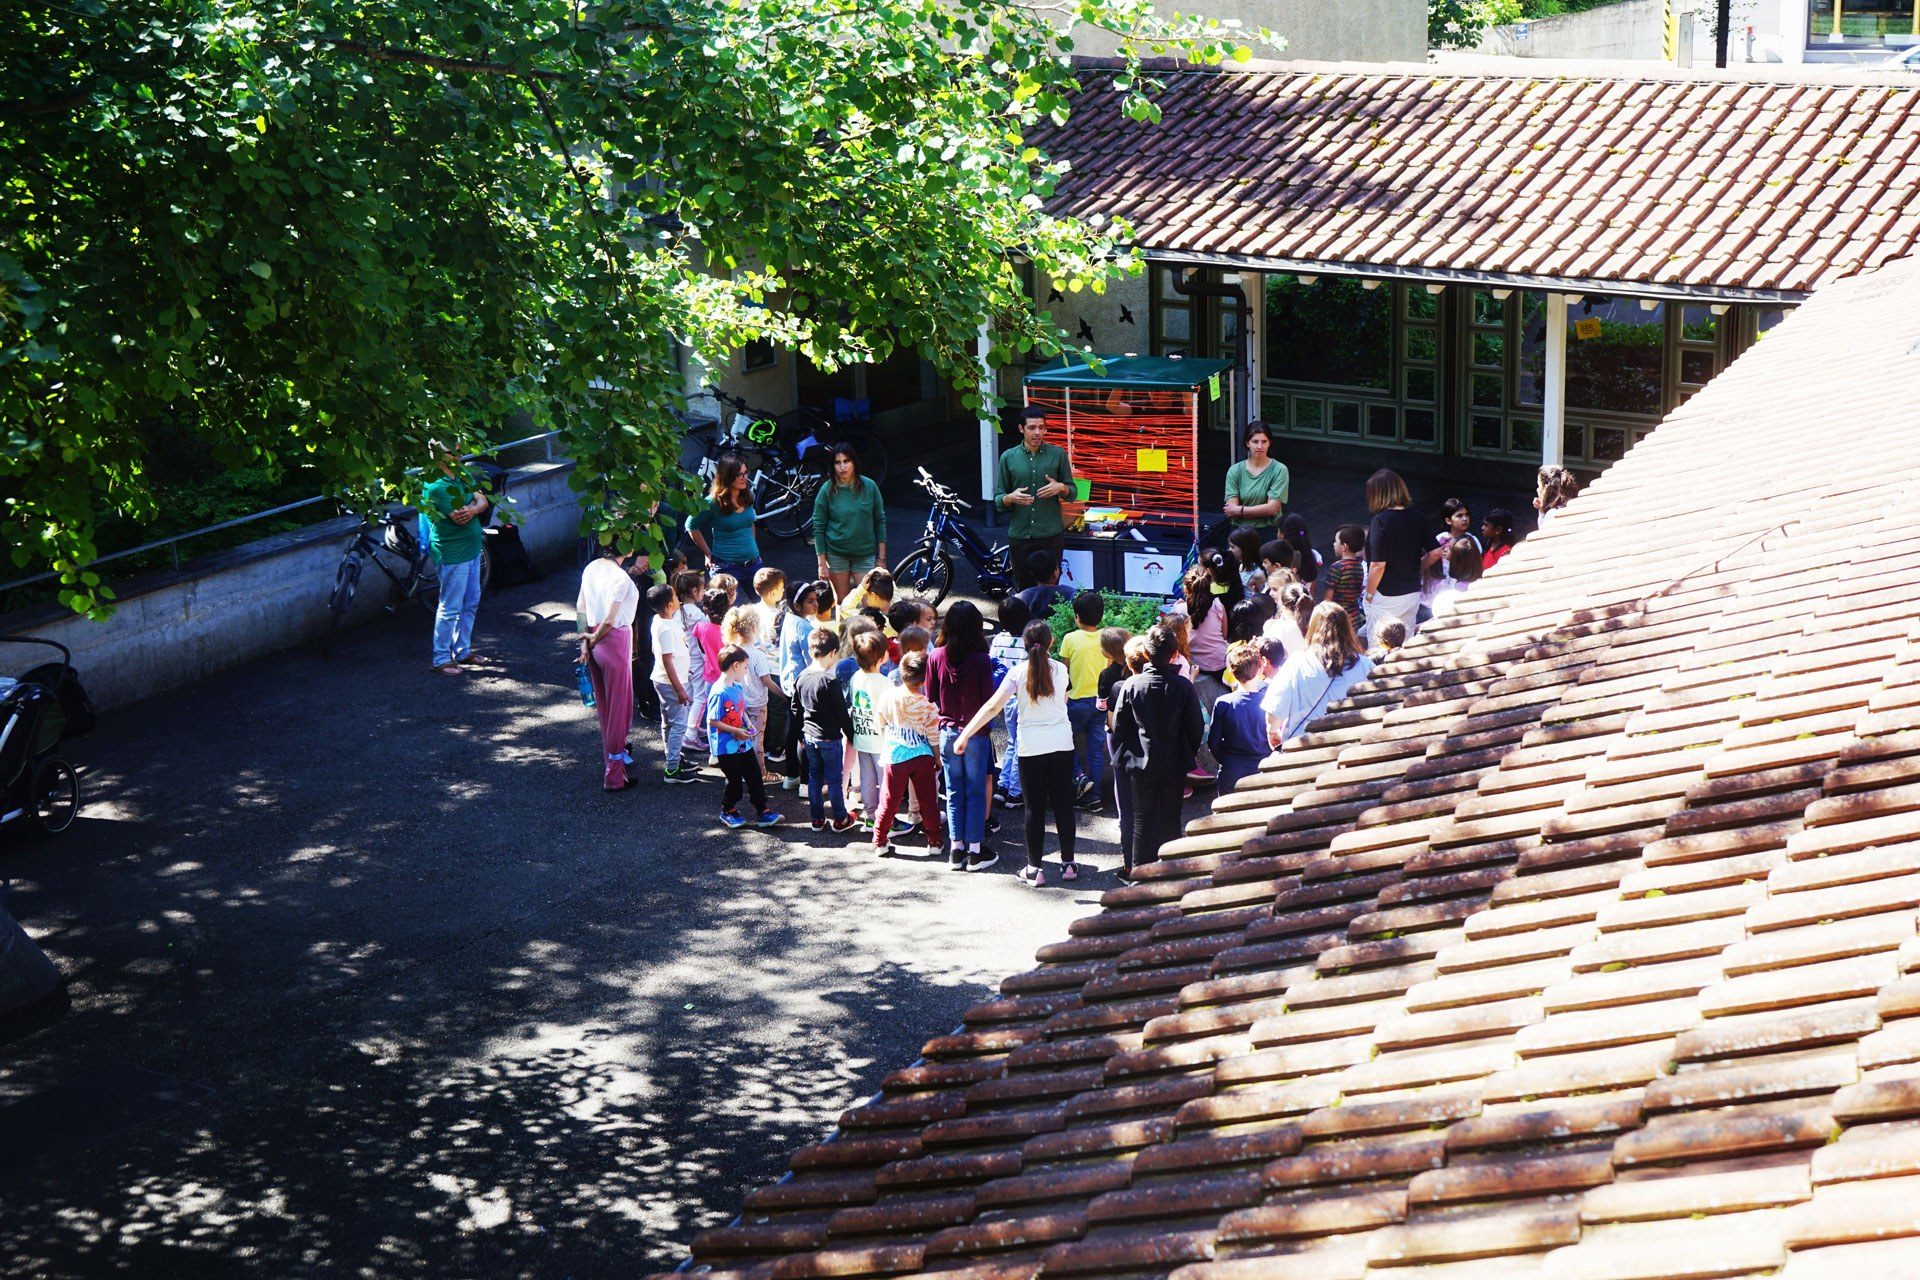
[1045,590,1166,653]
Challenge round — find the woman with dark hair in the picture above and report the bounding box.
[1361,468,1427,644]
[1222,422,1288,540]
[813,442,887,602]
[927,600,998,871]
[1263,602,1373,748]
[955,620,1077,887]
[686,454,762,582]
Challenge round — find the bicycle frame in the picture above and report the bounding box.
[918,504,1007,577]
[346,520,432,596]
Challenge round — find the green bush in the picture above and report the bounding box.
[1044,590,1166,654]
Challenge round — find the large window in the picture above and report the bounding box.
[1810,0,1917,42]
[1260,278,1436,452]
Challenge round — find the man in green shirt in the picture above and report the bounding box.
[422,450,491,675]
[995,407,1075,589]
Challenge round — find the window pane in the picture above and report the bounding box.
[1261,391,1290,425]
[1470,415,1503,451]
[1160,305,1192,343]
[1472,291,1505,326]
[1405,327,1438,362]
[1329,401,1361,434]
[1366,404,1397,439]
[1294,398,1324,433]
[1592,427,1629,462]
[1512,418,1542,453]
[1567,297,1665,416]
[1406,287,1439,321]
[1681,349,1715,385]
[1265,276,1392,391]
[1405,367,1437,402]
[1404,409,1436,443]
[1473,333,1505,369]
[1517,292,1547,407]
[1471,372,1503,408]
[1681,305,1717,342]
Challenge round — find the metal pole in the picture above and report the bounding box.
[976,321,996,509]
[1543,294,1568,470]
[1716,0,1731,65]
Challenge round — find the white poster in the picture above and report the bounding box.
[1123,550,1182,597]
[1059,548,1096,594]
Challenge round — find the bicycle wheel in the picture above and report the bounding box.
[762,471,821,541]
[322,556,362,657]
[893,546,953,609]
[29,757,80,836]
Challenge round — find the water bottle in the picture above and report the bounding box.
[574,661,596,708]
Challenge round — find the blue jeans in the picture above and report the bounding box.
[711,556,761,587]
[1068,697,1106,789]
[653,680,690,770]
[432,555,483,666]
[803,740,847,824]
[1000,702,1022,798]
[942,728,994,846]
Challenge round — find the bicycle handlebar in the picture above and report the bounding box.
[914,466,970,509]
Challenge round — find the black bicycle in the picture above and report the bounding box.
[321,508,489,657]
[892,468,1014,608]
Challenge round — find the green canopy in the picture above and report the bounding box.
[1024,354,1233,392]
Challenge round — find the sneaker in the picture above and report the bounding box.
[782,776,801,792]
[969,847,1002,870]
[1075,775,1095,799]
[810,820,827,833]
[948,848,969,871]
[756,810,781,828]
[1018,864,1046,888]
[1186,768,1216,786]
[829,816,860,834]
[1061,862,1080,882]
[985,814,1001,834]
[1077,794,1104,813]
[996,789,1023,810]
[663,767,701,785]
[895,818,920,837]
[721,811,747,829]
[874,843,895,858]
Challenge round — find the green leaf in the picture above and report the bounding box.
[247,262,272,279]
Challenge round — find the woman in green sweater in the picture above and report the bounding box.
[1222,422,1289,542]
[812,443,887,602]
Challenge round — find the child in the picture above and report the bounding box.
[886,598,927,666]
[724,607,782,783]
[1428,538,1484,620]
[1370,618,1408,663]
[646,584,700,785]
[1112,633,1153,873]
[708,645,779,828]
[990,597,1031,809]
[1097,625,1130,803]
[674,570,709,759]
[1481,508,1517,570]
[1207,640,1270,794]
[1110,624,1205,874]
[750,568,790,768]
[850,567,895,632]
[895,625,932,676]
[847,628,892,825]
[1259,539,1296,591]
[687,588,729,762]
[872,651,945,856]
[1228,527,1267,590]
[794,627,860,833]
[1321,525,1367,633]
[778,580,828,791]
[1228,598,1269,646]
[1058,591,1109,813]
[1282,514,1323,589]
[1015,552,1071,618]
[710,572,740,609]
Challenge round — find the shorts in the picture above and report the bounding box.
[823,551,877,577]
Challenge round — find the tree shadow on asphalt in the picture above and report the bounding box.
[0,578,1111,1277]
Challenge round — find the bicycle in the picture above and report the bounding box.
[701,388,891,540]
[892,467,1014,608]
[321,507,489,657]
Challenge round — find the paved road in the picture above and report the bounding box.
[0,549,1156,1279]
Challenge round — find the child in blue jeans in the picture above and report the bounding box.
[989,597,1030,807]
[793,628,860,833]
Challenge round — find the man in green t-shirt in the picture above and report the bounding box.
[422,450,491,675]
[994,407,1076,589]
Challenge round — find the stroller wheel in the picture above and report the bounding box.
[29,757,79,836]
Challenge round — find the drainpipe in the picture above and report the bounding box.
[1169,265,1251,444]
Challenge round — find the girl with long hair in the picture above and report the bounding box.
[927,600,997,870]
[1262,602,1373,748]
[954,620,1077,886]
[686,454,762,583]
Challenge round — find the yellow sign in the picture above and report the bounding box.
[1207,373,1223,401]
[1574,317,1603,340]
[1136,448,1169,473]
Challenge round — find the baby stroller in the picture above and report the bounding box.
[0,637,89,838]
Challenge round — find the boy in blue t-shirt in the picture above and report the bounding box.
[710,646,779,829]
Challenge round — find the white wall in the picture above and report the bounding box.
[1475,0,1669,59]
[1075,0,1426,60]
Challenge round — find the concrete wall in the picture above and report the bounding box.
[1474,0,1668,59]
[2,461,583,714]
[1074,0,1426,59]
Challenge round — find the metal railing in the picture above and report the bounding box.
[0,431,565,601]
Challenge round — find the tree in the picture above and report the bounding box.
[2,1,1260,617]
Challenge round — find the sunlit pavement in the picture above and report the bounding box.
[0,561,1167,1277]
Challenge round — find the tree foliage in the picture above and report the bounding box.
[3,0,1263,616]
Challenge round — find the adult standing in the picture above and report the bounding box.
[1361,468,1427,643]
[1264,603,1374,748]
[995,407,1074,590]
[1222,423,1288,541]
[1110,625,1205,876]
[577,548,645,791]
[424,449,491,676]
[954,620,1079,887]
[926,600,997,872]
[813,443,887,603]
[686,454,761,582]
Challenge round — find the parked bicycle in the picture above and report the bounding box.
[321,507,489,657]
[892,468,1014,607]
[694,389,892,541]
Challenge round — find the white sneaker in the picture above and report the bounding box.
[1019,865,1046,888]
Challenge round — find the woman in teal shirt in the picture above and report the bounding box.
[1222,422,1289,540]
[687,455,762,581]
[811,443,887,602]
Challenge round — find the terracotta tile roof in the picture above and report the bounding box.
[660,255,1920,1279]
[1031,62,1920,297]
